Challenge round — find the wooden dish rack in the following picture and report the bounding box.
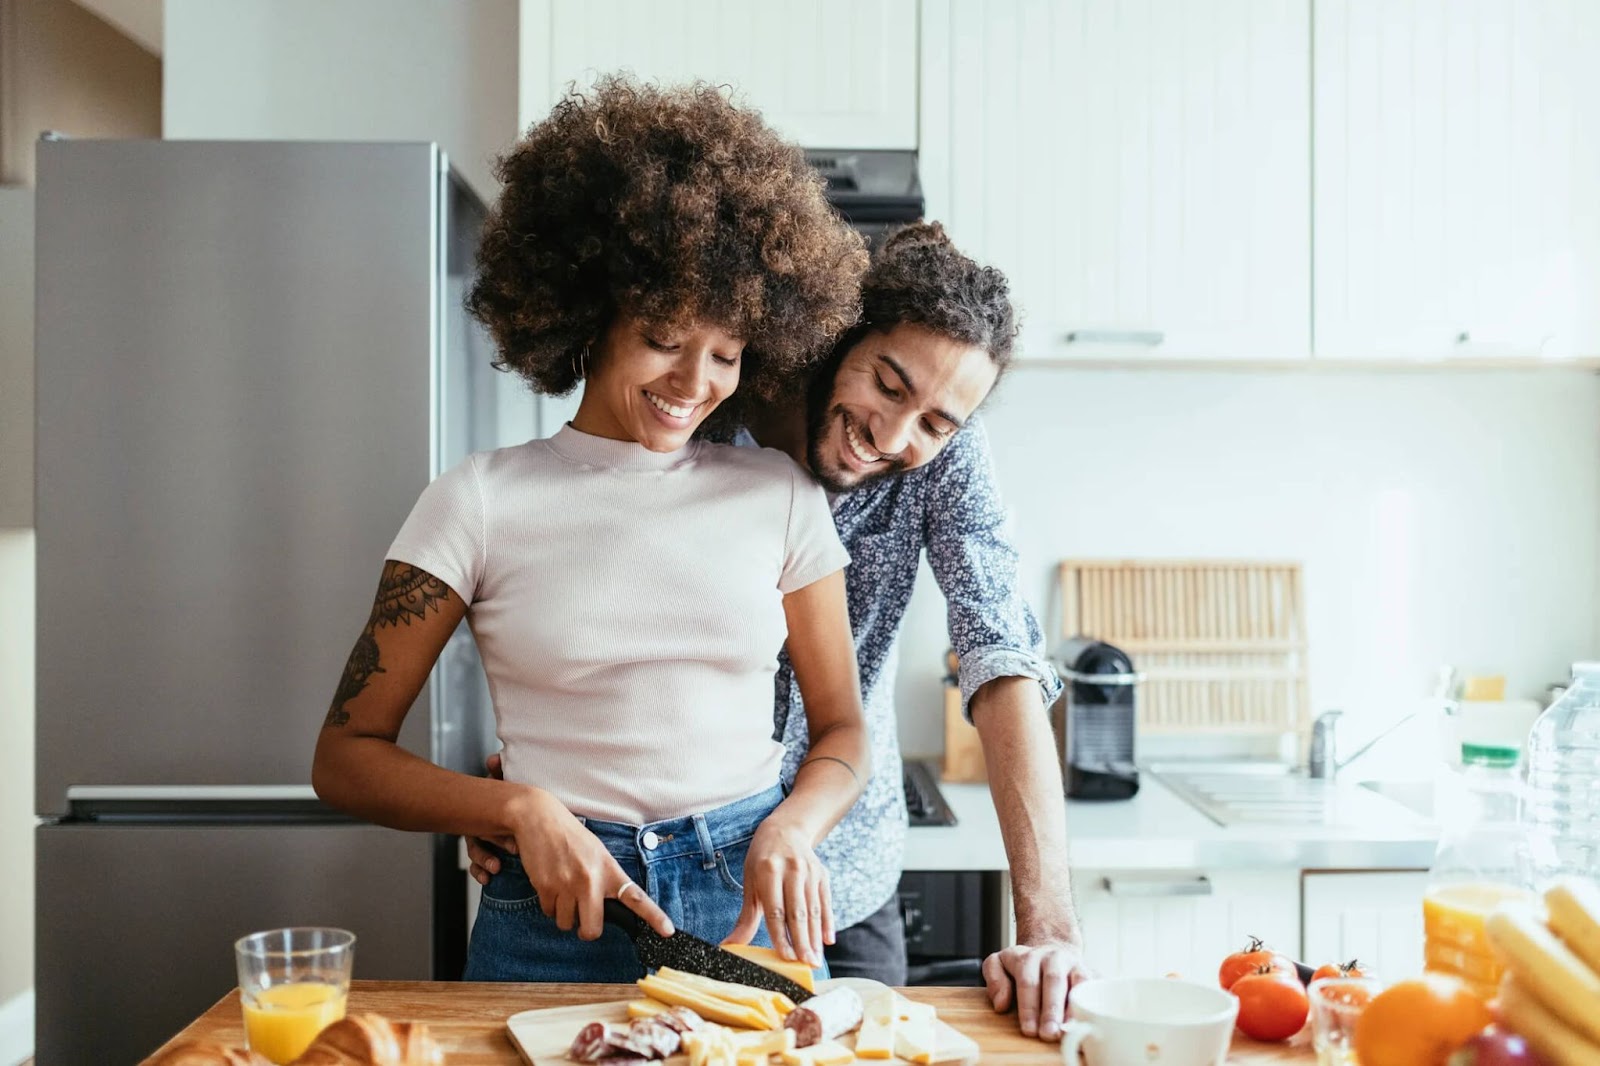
[1056,560,1309,736]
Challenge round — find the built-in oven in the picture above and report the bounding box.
[897,870,1008,985]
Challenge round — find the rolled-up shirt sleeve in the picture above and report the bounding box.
[921,417,1063,719]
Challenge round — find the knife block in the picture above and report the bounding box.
[941,682,987,783]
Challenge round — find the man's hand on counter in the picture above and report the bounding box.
[981,938,1092,1041]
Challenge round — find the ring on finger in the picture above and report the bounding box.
[617,879,638,902]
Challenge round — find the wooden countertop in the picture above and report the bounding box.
[143,981,1313,1064]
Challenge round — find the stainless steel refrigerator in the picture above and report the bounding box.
[33,139,521,1064]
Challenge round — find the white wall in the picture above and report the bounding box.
[0,189,34,1014]
[894,368,1600,765]
[163,0,519,201]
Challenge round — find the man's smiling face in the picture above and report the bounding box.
[805,321,1000,494]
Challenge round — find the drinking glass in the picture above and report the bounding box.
[234,927,356,1064]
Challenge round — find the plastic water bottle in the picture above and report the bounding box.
[1523,662,1600,881]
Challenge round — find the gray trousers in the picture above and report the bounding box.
[822,893,908,984]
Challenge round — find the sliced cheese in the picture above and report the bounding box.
[626,998,672,1019]
[893,1016,938,1065]
[853,990,899,1059]
[734,1029,797,1055]
[684,1028,742,1066]
[638,974,771,1030]
[720,943,818,993]
[781,1040,855,1066]
[654,966,794,1023]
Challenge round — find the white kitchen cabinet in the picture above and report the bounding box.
[1314,0,1600,360]
[1301,870,1428,979]
[919,0,1311,362]
[519,0,918,148]
[1069,869,1301,980]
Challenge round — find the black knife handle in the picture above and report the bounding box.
[603,897,646,938]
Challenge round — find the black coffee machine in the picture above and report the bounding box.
[1054,637,1141,800]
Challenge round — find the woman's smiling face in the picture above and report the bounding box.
[572,314,745,452]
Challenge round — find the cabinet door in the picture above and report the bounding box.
[521,0,918,148]
[1301,870,1428,979]
[1314,0,1600,359]
[1071,869,1301,980]
[921,0,1311,361]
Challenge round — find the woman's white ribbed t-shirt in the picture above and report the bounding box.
[386,423,849,825]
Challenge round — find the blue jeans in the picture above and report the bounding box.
[463,785,783,982]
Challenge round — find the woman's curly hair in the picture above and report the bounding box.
[468,75,867,429]
[854,221,1019,372]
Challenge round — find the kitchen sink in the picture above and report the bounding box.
[1358,779,1436,820]
[1146,761,1429,829]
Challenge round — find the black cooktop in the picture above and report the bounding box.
[903,759,958,827]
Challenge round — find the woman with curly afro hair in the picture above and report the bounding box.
[313,76,872,984]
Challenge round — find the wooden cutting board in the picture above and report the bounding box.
[507,979,980,1065]
[147,980,1316,1064]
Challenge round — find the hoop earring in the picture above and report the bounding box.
[571,344,589,380]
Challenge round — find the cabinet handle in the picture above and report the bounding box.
[1101,875,1213,898]
[1065,329,1165,346]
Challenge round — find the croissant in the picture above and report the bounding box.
[146,1014,443,1066]
[146,1043,273,1066]
[293,1014,445,1066]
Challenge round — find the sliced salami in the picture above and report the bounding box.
[568,1021,611,1062]
[654,1007,705,1034]
[614,1016,683,1059]
[782,986,864,1048]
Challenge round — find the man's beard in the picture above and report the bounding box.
[804,363,906,494]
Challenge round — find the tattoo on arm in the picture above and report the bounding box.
[323,563,452,728]
[798,754,861,789]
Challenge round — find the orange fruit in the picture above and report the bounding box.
[1353,974,1492,1066]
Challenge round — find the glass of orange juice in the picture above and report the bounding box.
[234,927,355,1064]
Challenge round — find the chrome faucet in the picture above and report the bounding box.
[1308,708,1419,780]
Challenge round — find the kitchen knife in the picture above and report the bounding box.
[602,899,814,1003]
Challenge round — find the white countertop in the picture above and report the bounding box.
[902,773,1438,873]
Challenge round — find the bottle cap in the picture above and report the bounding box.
[1461,743,1520,767]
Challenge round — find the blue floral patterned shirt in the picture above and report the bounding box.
[739,416,1063,929]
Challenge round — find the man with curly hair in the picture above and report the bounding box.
[736,222,1091,1042]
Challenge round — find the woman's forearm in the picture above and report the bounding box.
[773,719,870,843]
[312,733,543,839]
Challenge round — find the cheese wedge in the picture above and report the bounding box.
[780,1040,855,1066]
[720,943,818,993]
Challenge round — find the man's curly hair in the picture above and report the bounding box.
[467,75,867,429]
[854,221,1019,371]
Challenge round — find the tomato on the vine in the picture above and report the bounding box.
[1312,959,1370,982]
[1233,966,1311,1041]
[1219,937,1297,990]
